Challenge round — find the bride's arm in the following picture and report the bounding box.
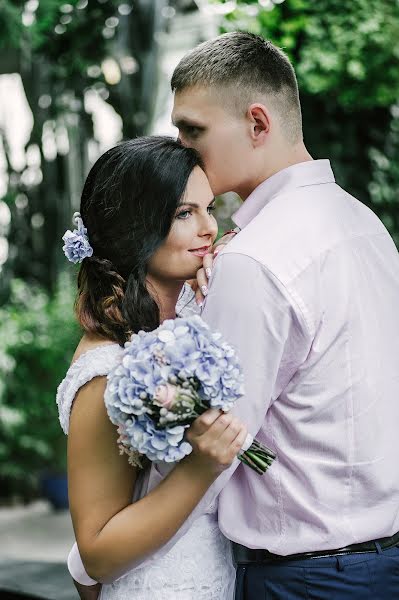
[72,578,101,600]
[68,375,246,584]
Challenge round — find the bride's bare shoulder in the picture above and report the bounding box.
[71,333,117,365]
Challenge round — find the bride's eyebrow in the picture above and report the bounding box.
[177,198,216,208]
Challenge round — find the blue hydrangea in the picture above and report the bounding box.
[121,417,192,463]
[104,315,244,464]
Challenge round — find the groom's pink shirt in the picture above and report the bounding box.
[201,159,399,554]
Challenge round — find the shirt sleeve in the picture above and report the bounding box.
[202,251,311,436]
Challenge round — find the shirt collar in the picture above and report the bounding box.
[232,159,335,230]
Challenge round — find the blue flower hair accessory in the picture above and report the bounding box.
[62,212,93,264]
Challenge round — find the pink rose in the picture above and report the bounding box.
[154,383,177,410]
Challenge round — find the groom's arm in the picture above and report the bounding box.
[202,251,312,436]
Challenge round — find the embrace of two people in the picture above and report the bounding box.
[56,32,399,600]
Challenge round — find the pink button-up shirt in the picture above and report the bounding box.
[202,159,399,554]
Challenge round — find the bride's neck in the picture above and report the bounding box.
[146,275,184,322]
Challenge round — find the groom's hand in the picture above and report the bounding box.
[192,230,238,306]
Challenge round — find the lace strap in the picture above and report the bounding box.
[56,344,123,435]
[176,283,200,317]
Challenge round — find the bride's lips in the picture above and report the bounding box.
[188,245,211,258]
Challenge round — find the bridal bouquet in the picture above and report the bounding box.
[105,316,276,475]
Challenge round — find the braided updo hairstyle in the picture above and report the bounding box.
[75,136,203,346]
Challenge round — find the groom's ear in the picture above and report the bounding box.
[247,103,271,147]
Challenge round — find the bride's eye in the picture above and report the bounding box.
[176,210,191,220]
[207,204,216,214]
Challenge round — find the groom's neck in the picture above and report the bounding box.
[239,141,313,201]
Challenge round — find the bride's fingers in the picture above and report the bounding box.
[194,251,217,306]
[202,252,214,279]
[231,425,248,455]
[213,416,242,446]
[201,418,248,468]
[188,409,222,437]
[213,243,227,257]
[213,423,248,467]
[186,411,247,471]
[195,267,208,304]
[200,411,234,441]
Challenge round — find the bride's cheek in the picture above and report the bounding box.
[172,226,191,250]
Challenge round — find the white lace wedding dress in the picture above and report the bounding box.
[56,286,236,599]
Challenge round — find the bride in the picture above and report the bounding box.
[56,136,246,599]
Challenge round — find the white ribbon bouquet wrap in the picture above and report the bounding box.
[105,315,276,475]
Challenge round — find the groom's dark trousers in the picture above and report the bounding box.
[234,538,399,599]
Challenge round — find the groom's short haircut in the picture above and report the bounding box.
[171,31,302,144]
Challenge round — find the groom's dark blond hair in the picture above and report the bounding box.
[171,31,303,144]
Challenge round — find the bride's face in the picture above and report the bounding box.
[148,166,218,282]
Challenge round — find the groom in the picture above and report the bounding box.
[171,32,399,598]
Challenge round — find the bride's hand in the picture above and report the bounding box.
[193,230,238,306]
[185,409,247,477]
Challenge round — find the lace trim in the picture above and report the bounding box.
[56,343,123,435]
[176,283,200,317]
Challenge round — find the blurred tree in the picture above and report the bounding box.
[0,0,189,298]
[215,0,399,245]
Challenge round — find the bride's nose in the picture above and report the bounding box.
[198,213,218,240]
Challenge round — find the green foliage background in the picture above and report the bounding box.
[0,275,80,501]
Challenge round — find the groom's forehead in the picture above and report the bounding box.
[172,87,221,125]
[172,97,204,126]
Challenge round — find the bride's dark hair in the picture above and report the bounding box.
[75,136,203,345]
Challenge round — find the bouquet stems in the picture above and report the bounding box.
[239,439,276,475]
